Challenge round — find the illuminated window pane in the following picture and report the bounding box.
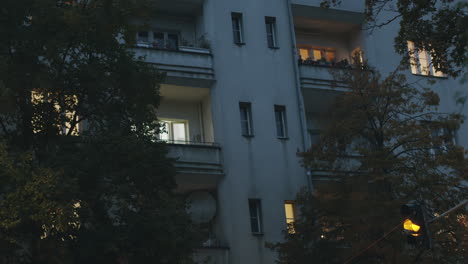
[407,41,419,74]
[172,123,186,142]
[284,201,295,234]
[418,50,430,75]
[159,122,170,141]
[325,50,335,62]
[312,49,322,60]
[299,48,309,60]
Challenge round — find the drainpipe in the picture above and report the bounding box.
[285,0,312,191]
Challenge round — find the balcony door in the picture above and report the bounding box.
[159,119,189,144]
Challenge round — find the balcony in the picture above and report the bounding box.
[291,1,365,17]
[132,7,214,88]
[134,47,214,88]
[158,84,221,191]
[167,142,223,192]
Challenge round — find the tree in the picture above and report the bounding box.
[320,0,468,78]
[269,62,468,263]
[0,0,201,263]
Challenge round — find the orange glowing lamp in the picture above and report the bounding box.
[403,219,421,236]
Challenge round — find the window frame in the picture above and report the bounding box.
[284,201,296,234]
[265,16,278,48]
[274,105,287,139]
[248,199,263,235]
[298,46,336,63]
[136,29,180,50]
[159,118,189,144]
[407,41,446,77]
[239,102,253,137]
[231,12,245,45]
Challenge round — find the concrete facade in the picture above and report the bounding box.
[134,1,467,263]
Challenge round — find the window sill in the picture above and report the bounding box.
[411,73,448,79]
[234,42,246,46]
[277,136,289,140]
[242,134,254,138]
[268,46,280,50]
[252,232,264,236]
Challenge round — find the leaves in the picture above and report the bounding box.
[272,63,468,263]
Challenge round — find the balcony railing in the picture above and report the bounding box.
[132,45,215,88]
[166,142,223,192]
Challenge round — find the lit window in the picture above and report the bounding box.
[312,48,335,62]
[407,41,445,77]
[299,47,336,63]
[274,105,287,138]
[159,119,189,143]
[31,91,80,136]
[231,12,244,44]
[239,102,253,136]
[299,48,310,60]
[284,201,296,234]
[248,199,263,234]
[136,30,179,50]
[265,17,278,48]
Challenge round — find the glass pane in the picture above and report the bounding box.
[153,32,164,48]
[137,31,149,43]
[250,218,259,233]
[167,34,178,50]
[266,23,273,35]
[418,50,430,75]
[299,49,310,60]
[249,200,260,233]
[313,49,322,60]
[232,17,242,43]
[407,41,419,74]
[172,123,186,142]
[240,107,250,135]
[284,203,295,221]
[275,110,284,137]
[326,50,335,62]
[159,122,169,141]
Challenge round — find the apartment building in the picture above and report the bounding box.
[133,1,468,263]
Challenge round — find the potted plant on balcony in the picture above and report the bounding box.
[179,35,211,54]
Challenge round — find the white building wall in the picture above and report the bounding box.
[203,0,308,263]
[151,1,467,263]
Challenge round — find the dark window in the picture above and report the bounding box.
[239,102,253,136]
[153,32,165,48]
[231,12,244,44]
[137,31,149,43]
[265,17,277,48]
[248,199,262,234]
[167,33,179,50]
[275,105,287,138]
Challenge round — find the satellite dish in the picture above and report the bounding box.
[186,192,217,224]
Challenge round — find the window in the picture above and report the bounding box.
[284,201,296,234]
[159,119,189,143]
[31,91,80,136]
[136,30,179,50]
[274,105,287,138]
[239,102,253,136]
[248,199,263,234]
[231,12,244,44]
[299,47,336,62]
[265,17,277,48]
[407,41,445,77]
